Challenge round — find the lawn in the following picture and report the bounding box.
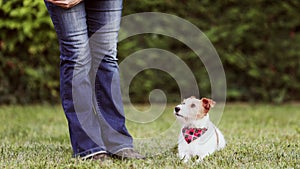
[0,103,299,168]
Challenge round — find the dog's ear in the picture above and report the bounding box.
[201,98,216,114]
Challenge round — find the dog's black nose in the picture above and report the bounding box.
[175,107,180,113]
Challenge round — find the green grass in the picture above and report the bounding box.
[0,103,299,168]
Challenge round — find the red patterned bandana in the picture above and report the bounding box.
[182,127,208,144]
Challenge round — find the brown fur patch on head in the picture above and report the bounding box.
[201,98,216,114]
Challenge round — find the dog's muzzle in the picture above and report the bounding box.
[174,106,184,118]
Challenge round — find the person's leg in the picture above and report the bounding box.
[85,0,133,154]
[44,1,106,158]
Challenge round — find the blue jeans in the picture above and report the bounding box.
[44,0,133,158]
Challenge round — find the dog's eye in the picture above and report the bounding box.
[191,103,195,108]
[181,102,185,105]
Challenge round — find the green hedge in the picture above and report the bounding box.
[1,0,300,104]
[0,0,59,104]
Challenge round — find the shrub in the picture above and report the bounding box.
[0,0,59,104]
[0,0,299,104]
[122,0,300,103]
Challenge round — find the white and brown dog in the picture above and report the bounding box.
[174,96,226,162]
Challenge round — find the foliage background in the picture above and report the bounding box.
[0,0,299,104]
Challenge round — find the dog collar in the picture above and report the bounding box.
[182,127,208,144]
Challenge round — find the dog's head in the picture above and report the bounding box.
[174,96,216,124]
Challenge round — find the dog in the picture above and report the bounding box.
[174,96,226,162]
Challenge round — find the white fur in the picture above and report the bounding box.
[174,97,226,162]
